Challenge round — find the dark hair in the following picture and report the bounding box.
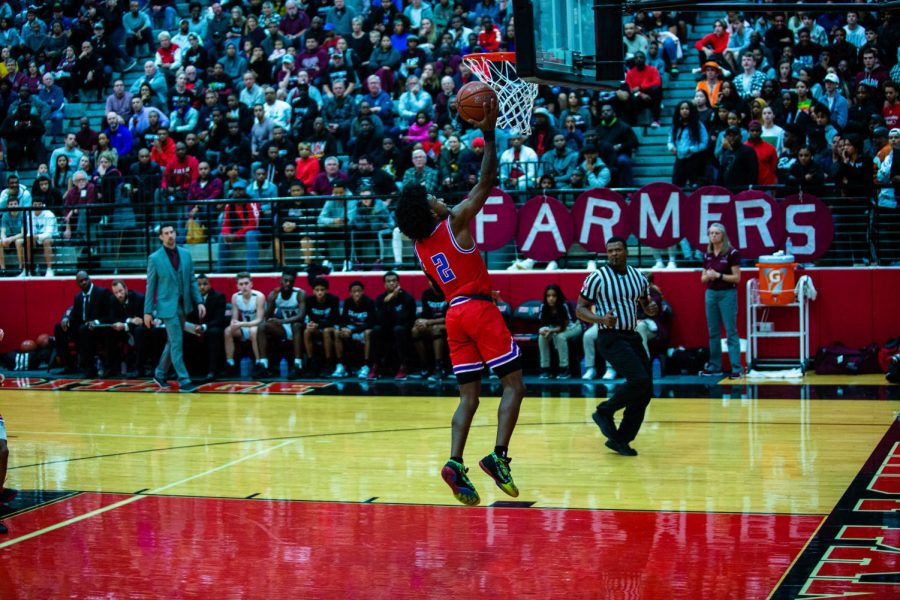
[606,236,627,248]
[543,283,567,304]
[349,280,364,290]
[383,271,399,281]
[396,184,436,241]
[282,267,298,278]
[196,273,209,280]
[236,271,252,280]
[159,222,177,233]
[672,101,703,144]
[111,279,126,288]
[312,277,329,289]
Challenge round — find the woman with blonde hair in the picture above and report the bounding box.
[701,223,742,378]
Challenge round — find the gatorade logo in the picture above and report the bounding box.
[764,267,786,294]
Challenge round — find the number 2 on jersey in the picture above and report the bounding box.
[431,253,456,284]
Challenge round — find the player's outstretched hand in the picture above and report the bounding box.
[471,97,499,133]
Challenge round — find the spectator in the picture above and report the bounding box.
[123,0,153,55]
[668,101,709,187]
[154,31,182,82]
[186,160,223,231]
[130,61,168,107]
[786,145,826,193]
[854,49,889,90]
[250,104,276,159]
[619,51,662,127]
[537,284,581,379]
[574,145,611,188]
[0,196,24,274]
[350,187,394,266]
[274,181,314,268]
[733,52,766,100]
[1,102,44,169]
[834,133,873,197]
[321,80,356,148]
[843,10,866,49]
[170,96,199,139]
[316,180,352,270]
[716,126,758,187]
[701,223,742,378]
[128,96,170,136]
[218,41,248,85]
[150,127,176,169]
[745,120,777,185]
[694,19,730,67]
[312,156,349,196]
[222,272,266,375]
[31,175,62,210]
[219,182,261,272]
[818,73,850,129]
[303,276,341,376]
[351,153,397,196]
[623,21,649,60]
[696,62,724,108]
[402,147,439,192]
[595,104,639,186]
[373,271,416,380]
[296,36,329,84]
[764,13,794,59]
[324,0,357,37]
[20,198,56,277]
[541,134,579,182]
[723,15,752,71]
[262,86,292,131]
[884,82,900,130]
[37,72,65,137]
[0,175,31,210]
[106,80,134,123]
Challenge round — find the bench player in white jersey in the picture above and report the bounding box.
[254,267,306,379]
[224,272,267,375]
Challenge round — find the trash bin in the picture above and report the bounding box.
[757,254,797,305]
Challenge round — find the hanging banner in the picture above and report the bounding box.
[571,188,631,253]
[781,193,834,261]
[470,187,517,251]
[626,182,687,249]
[515,195,574,261]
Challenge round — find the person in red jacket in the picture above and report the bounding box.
[745,120,777,186]
[619,51,663,127]
[219,181,262,272]
[161,142,199,227]
[694,20,729,67]
[477,17,501,52]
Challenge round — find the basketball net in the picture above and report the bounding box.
[463,53,539,136]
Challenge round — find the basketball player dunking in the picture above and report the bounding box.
[396,98,526,506]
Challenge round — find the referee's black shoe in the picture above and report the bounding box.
[591,410,617,441]
[605,439,638,457]
[152,375,170,389]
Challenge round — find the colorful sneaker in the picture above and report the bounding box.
[441,460,480,506]
[479,452,519,498]
[0,520,7,534]
[357,365,370,379]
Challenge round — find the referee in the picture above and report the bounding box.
[576,237,658,456]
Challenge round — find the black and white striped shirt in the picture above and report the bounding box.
[579,265,649,332]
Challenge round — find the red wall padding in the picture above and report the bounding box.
[2,268,898,357]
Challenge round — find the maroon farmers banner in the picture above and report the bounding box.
[473,185,834,261]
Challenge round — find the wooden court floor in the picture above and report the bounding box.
[0,375,898,598]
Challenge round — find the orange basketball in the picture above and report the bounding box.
[36,333,51,349]
[20,339,36,353]
[456,81,496,123]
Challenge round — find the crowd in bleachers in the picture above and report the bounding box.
[0,1,895,277]
[643,7,899,200]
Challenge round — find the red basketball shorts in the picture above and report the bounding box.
[446,299,520,375]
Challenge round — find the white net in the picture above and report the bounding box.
[462,54,539,136]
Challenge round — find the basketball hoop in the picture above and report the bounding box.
[462,52,539,136]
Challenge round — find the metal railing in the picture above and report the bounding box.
[1,183,897,276]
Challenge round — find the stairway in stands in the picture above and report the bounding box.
[633,10,722,186]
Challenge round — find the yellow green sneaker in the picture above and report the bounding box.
[441,460,480,506]
[479,452,519,498]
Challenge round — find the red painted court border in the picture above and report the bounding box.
[1,493,820,599]
[0,376,331,395]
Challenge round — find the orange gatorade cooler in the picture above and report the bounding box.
[756,254,797,305]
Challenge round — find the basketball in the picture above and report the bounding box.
[20,339,36,353]
[456,81,496,123]
[36,334,51,349]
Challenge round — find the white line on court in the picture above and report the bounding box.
[14,430,240,441]
[0,439,294,550]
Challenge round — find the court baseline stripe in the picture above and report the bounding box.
[0,439,294,550]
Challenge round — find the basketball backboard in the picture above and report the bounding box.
[512,0,624,89]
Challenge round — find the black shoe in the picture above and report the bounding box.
[179,379,200,393]
[591,410,617,440]
[251,363,269,379]
[605,439,638,456]
[539,370,554,379]
[226,363,240,377]
[152,375,170,389]
[288,366,303,380]
[0,488,17,504]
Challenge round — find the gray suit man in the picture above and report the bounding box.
[143,225,205,391]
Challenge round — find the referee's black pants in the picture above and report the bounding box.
[596,330,653,443]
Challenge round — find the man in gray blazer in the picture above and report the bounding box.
[144,224,206,391]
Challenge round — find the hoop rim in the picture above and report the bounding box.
[462,51,517,64]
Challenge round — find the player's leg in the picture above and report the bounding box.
[224,324,242,373]
[441,371,483,506]
[593,332,650,456]
[331,329,348,377]
[248,326,260,361]
[253,322,275,377]
[288,323,304,378]
[0,431,12,535]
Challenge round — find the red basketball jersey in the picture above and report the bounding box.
[414,219,493,301]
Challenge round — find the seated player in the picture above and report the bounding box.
[412,283,449,379]
[254,268,306,379]
[224,272,266,376]
[303,277,340,376]
[333,280,376,378]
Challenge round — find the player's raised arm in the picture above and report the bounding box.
[451,97,499,226]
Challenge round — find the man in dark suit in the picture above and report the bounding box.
[53,271,111,376]
[104,280,151,377]
[185,273,228,380]
[144,223,205,391]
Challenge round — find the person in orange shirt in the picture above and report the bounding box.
[696,62,723,108]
